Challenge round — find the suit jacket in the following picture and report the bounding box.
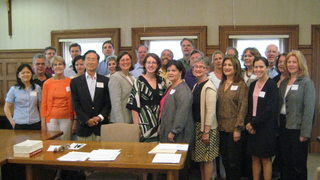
[109,71,135,123]
[70,74,111,137]
[278,76,315,137]
[246,78,278,131]
[159,81,194,144]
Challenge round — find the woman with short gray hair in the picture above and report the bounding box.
[191,56,219,180]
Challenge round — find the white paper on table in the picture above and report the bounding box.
[88,149,121,161]
[156,143,189,151]
[152,153,181,163]
[68,143,86,150]
[57,152,90,161]
[47,145,62,152]
[148,146,177,154]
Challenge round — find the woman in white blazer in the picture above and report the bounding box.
[109,52,135,123]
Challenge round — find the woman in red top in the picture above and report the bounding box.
[41,56,74,140]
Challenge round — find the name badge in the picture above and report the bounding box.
[291,84,299,91]
[230,85,238,91]
[259,91,266,98]
[66,87,70,92]
[97,82,104,88]
[170,89,176,95]
[30,91,37,96]
[158,84,162,89]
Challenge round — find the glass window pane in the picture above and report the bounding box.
[149,40,182,60]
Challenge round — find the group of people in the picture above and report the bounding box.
[4,38,315,180]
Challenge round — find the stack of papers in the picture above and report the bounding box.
[152,154,181,163]
[57,149,121,161]
[88,149,121,161]
[58,152,90,161]
[150,143,188,164]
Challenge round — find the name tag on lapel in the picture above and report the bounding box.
[170,89,176,95]
[230,85,238,91]
[291,84,299,90]
[30,91,37,96]
[66,87,70,92]
[97,82,104,88]
[259,91,266,98]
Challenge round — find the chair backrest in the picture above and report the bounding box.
[314,167,320,180]
[100,123,140,142]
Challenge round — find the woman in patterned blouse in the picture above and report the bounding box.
[217,55,248,180]
[127,53,166,142]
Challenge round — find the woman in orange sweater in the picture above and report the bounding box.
[41,56,74,140]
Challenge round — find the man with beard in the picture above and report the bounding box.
[159,49,173,87]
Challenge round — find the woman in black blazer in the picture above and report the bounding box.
[278,50,315,180]
[246,57,278,180]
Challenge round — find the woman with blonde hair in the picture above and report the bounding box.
[41,56,74,140]
[278,50,315,180]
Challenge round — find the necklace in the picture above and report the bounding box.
[246,71,253,78]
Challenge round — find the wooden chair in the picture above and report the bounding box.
[87,123,141,180]
[314,167,320,180]
[100,123,140,142]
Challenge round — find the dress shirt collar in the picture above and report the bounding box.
[85,72,97,80]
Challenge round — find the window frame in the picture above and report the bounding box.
[51,28,120,58]
[219,25,299,53]
[131,26,207,63]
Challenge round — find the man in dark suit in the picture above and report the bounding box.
[71,50,111,141]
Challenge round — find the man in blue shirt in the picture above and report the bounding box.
[64,43,82,78]
[265,44,280,78]
[96,41,115,76]
[130,45,148,78]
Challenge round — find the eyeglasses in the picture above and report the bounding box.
[146,61,157,65]
[193,66,206,69]
[35,63,45,66]
[53,144,70,153]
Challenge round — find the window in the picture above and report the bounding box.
[51,28,120,63]
[60,38,110,65]
[132,26,207,63]
[141,36,198,60]
[219,25,299,54]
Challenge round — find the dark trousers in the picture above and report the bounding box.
[220,131,243,180]
[279,115,309,180]
[14,121,41,130]
[242,131,253,180]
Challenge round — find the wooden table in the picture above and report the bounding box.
[8,140,187,180]
[0,129,63,166]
